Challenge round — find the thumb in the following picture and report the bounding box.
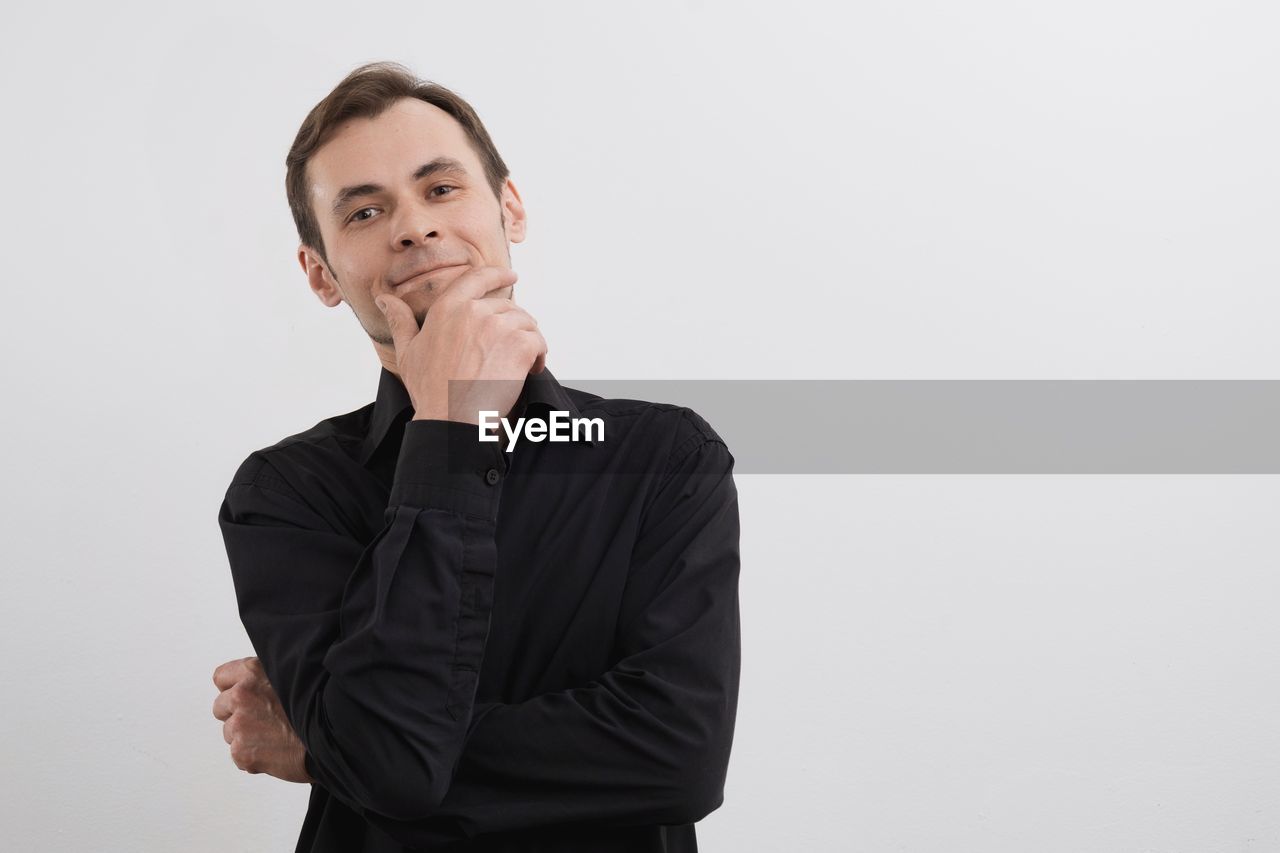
[376,294,418,354]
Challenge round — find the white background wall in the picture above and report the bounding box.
[2,2,1278,850]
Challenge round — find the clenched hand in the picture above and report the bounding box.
[212,656,312,783]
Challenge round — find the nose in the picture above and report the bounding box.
[391,197,440,249]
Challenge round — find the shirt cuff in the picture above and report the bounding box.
[390,419,509,521]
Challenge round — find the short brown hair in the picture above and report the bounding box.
[285,61,510,265]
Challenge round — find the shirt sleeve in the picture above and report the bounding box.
[363,434,742,847]
[218,419,507,822]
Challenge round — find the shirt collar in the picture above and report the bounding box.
[358,366,589,466]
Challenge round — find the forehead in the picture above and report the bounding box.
[307,98,480,203]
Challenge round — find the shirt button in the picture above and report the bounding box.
[485,468,501,485]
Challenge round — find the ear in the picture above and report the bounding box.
[297,244,344,307]
[500,178,527,244]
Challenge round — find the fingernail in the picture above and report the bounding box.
[374,296,386,312]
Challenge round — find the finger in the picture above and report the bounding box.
[212,690,233,721]
[376,294,419,354]
[437,265,518,306]
[484,313,544,375]
[475,297,516,314]
[522,328,548,374]
[485,283,516,304]
[489,304,539,330]
[222,720,234,745]
[212,659,247,691]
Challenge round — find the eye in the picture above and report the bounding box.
[430,185,457,197]
[348,207,378,223]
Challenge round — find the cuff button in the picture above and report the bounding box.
[485,468,501,485]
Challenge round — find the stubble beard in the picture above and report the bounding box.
[338,213,513,349]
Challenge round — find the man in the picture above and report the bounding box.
[212,62,740,852]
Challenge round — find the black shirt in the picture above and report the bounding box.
[217,366,741,852]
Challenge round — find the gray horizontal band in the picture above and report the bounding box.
[563,380,1280,474]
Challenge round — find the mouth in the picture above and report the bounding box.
[392,264,467,295]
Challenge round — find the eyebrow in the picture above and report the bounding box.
[330,157,471,219]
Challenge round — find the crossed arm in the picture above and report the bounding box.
[212,420,741,845]
[212,655,310,782]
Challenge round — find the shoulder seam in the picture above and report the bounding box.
[223,463,343,536]
[226,478,308,508]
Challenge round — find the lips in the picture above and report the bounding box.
[392,264,465,294]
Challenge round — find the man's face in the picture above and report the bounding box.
[299,97,526,347]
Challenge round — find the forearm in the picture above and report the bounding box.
[358,437,742,846]
[444,651,739,829]
[222,419,505,820]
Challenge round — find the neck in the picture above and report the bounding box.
[374,342,400,379]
